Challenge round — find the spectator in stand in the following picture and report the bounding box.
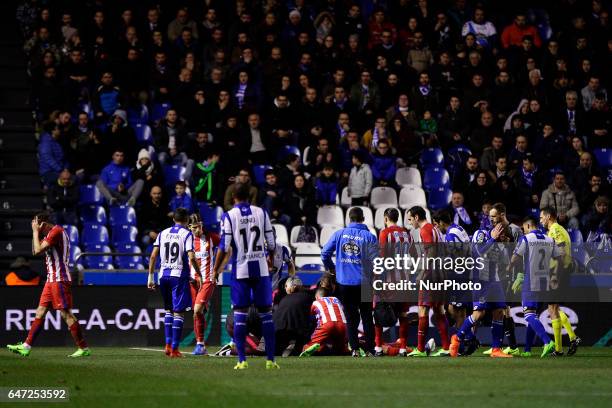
[362,116,390,153]
[587,94,610,149]
[581,75,607,112]
[167,7,199,42]
[507,134,530,170]
[479,135,504,178]
[193,152,221,206]
[461,7,497,51]
[540,172,581,230]
[139,185,168,245]
[38,122,67,187]
[241,113,270,165]
[348,151,373,206]
[47,169,79,225]
[96,150,143,206]
[168,181,195,219]
[285,174,317,227]
[315,164,338,206]
[184,130,213,165]
[448,191,474,234]
[277,154,302,190]
[466,171,494,218]
[555,90,585,139]
[305,137,336,177]
[257,170,290,228]
[93,72,122,123]
[534,122,565,171]
[454,155,480,192]
[501,12,542,49]
[105,109,137,163]
[579,174,609,216]
[439,96,470,149]
[582,196,611,237]
[222,169,258,211]
[132,149,163,200]
[406,31,433,74]
[153,109,190,172]
[513,154,544,211]
[370,139,396,188]
[570,152,598,191]
[471,111,499,158]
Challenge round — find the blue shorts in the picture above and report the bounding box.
[522,290,539,311]
[159,276,192,312]
[472,281,506,311]
[231,275,272,309]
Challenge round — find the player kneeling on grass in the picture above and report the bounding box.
[300,288,348,357]
[7,213,90,357]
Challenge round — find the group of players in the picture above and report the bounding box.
[7,184,580,364]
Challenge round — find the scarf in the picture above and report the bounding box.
[454,206,472,225]
[522,166,536,188]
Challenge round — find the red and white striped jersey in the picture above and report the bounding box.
[418,223,444,243]
[190,232,220,281]
[42,225,71,283]
[311,296,347,328]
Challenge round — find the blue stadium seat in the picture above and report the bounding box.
[78,205,107,225]
[114,243,143,268]
[277,145,301,161]
[79,184,103,205]
[112,225,138,245]
[134,123,153,145]
[446,145,472,182]
[62,224,79,246]
[68,245,82,269]
[163,165,186,188]
[422,167,450,191]
[127,104,149,126]
[82,244,113,269]
[252,164,273,186]
[428,188,452,210]
[300,264,326,272]
[199,203,223,232]
[76,101,94,121]
[593,148,612,169]
[527,207,540,218]
[420,148,444,168]
[151,102,171,123]
[109,205,137,227]
[81,223,109,247]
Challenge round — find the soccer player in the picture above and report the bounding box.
[450,203,514,358]
[540,207,581,355]
[375,207,412,357]
[270,242,296,295]
[509,217,563,357]
[7,213,90,357]
[299,288,348,356]
[188,213,220,356]
[148,208,200,358]
[212,184,279,370]
[405,206,450,357]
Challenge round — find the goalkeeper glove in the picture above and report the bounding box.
[512,273,524,294]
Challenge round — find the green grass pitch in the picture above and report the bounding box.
[2,347,612,408]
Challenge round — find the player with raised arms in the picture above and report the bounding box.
[212,183,279,370]
[148,208,200,358]
[7,213,90,357]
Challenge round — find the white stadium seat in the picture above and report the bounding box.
[374,206,403,229]
[395,166,422,187]
[340,187,351,208]
[345,206,374,228]
[399,185,427,209]
[370,186,398,209]
[273,224,289,247]
[294,243,323,268]
[317,205,344,227]
[319,225,343,246]
[290,226,320,249]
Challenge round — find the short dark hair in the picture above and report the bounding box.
[348,207,364,222]
[522,217,538,227]
[384,207,399,222]
[175,180,186,188]
[408,206,426,221]
[491,202,506,214]
[432,209,452,225]
[173,208,190,223]
[541,206,557,219]
[234,183,251,201]
[34,211,51,225]
[264,169,275,177]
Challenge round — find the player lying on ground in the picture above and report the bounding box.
[7,213,89,357]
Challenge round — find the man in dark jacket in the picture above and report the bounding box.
[139,185,168,245]
[273,276,314,356]
[48,170,79,225]
[513,154,545,210]
[370,139,397,188]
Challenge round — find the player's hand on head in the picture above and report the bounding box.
[31,217,40,232]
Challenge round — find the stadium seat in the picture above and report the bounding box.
[81,223,109,247]
[112,225,138,245]
[295,243,323,268]
[317,205,344,227]
[428,188,452,210]
[134,123,153,145]
[68,245,82,269]
[370,186,398,209]
[299,263,326,272]
[114,243,144,268]
[252,164,273,186]
[445,145,472,168]
[345,206,374,228]
[82,244,113,269]
[79,184,103,205]
[395,166,422,187]
[420,148,444,168]
[127,104,149,125]
[198,203,223,232]
[151,102,171,123]
[319,225,343,246]
[109,205,137,227]
[398,185,427,209]
[163,165,186,189]
[302,146,311,166]
[76,101,94,121]
[62,224,79,246]
[593,148,612,169]
[527,207,540,218]
[290,226,320,249]
[423,167,450,191]
[374,206,403,229]
[339,187,351,208]
[273,223,289,247]
[79,205,107,225]
[277,145,301,161]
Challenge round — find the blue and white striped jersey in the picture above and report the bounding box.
[513,230,562,291]
[446,224,470,243]
[154,224,194,279]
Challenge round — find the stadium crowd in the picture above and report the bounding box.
[17,0,611,255]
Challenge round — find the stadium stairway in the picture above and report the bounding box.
[0,1,45,273]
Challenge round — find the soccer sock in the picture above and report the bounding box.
[259,312,275,362]
[559,311,576,341]
[233,312,248,363]
[374,325,383,347]
[525,312,551,345]
[456,315,475,342]
[552,318,562,352]
[69,322,88,349]
[491,320,504,349]
[194,312,205,345]
[398,318,409,349]
[417,316,428,352]
[434,313,450,350]
[503,315,517,349]
[25,317,43,347]
[171,316,184,350]
[524,325,535,352]
[164,312,173,346]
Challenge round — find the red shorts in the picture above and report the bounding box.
[190,280,216,309]
[39,281,73,310]
[303,322,347,353]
